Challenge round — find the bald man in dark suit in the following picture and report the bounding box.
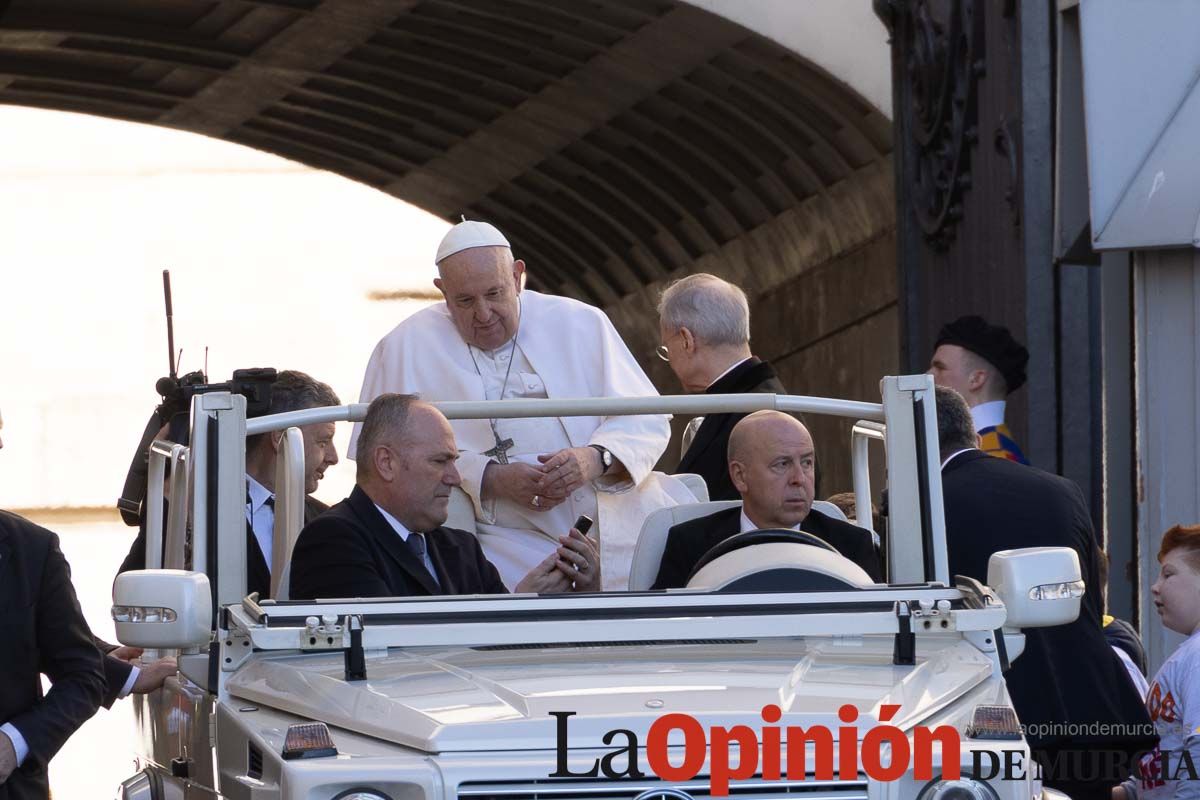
[653,411,880,589]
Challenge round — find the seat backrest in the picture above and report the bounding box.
[812,499,848,522]
[628,500,741,591]
[271,426,307,601]
[674,473,709,503]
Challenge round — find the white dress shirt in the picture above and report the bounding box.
[245,474,275,570]
[739,509,801,534]
[0,723,27,767]
[941,448,976,469]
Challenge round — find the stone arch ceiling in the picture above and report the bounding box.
[0,0,892,305]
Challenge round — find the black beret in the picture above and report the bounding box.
[935,315,1029,394]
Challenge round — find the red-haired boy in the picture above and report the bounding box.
[1118,524,1200,800]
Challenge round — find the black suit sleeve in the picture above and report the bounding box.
[92,635,135,709]
[8,533,105,769]
[472,539,509,594]
[100,654,134,710]
[289,516,394,600]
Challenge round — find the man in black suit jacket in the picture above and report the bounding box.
[0,511,105,799]
[657,274,788,501]
[653,411,880,589]
[934,387,1154,800]
[291,395,601,600]
[118,370,338,600]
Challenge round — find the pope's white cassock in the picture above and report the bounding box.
[349,289,689,590]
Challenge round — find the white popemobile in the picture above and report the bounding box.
[113,375,1079,800]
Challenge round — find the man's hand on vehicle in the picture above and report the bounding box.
[132,657,178,694]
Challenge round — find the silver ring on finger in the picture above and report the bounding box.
[532,494,541,508]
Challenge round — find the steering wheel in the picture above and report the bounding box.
[686,528,839,584]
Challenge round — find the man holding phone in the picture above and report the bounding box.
[290,394,600,600]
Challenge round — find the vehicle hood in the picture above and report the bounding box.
[227,636,993,753]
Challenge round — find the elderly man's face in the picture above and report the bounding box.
[730,415,816,529]
[386,405,462,532]
[299,421,338,494]
[434,247,525,351]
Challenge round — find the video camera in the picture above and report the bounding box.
[116,367,277,526]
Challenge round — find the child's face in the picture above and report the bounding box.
[1152,550,1200,635]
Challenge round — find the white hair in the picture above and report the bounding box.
[657,273,750,347]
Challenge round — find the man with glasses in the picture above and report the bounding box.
[656,274,788,501]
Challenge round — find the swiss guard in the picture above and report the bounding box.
[928,314,1031,465]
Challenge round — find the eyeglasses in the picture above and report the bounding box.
[656,329,682,363]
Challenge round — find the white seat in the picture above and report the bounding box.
[628,500,741,590]
[271,427,306,601]
[627,498,851,591]
[674,473,709,503]
[813,499,848,522]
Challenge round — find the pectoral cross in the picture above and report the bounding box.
[484,434,515,465]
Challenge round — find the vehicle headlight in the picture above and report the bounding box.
[332,791,393,800]
[917,778,1000,800]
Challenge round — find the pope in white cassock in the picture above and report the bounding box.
[349,220,684,590]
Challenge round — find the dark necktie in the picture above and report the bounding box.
[407,533,441,589]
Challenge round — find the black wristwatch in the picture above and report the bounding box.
[589,444,613,474]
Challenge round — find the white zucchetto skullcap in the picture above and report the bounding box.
[435,220,511,264]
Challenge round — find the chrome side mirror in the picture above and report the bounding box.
[987,547,1083,629]
[112,570,212,648]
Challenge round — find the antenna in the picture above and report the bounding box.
[162,270,177,379]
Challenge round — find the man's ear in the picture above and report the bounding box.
[729,460,749,494]
[974,432,982,449]
[512,259,526,291]
[374,445,396,482]
[680,326,697,354]
[433,277,445,297]
[967,368,988,393]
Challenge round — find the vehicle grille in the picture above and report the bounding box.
[247,742,263,780]
[458,777,869,800]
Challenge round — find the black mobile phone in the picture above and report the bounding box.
[573,514,594,535]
